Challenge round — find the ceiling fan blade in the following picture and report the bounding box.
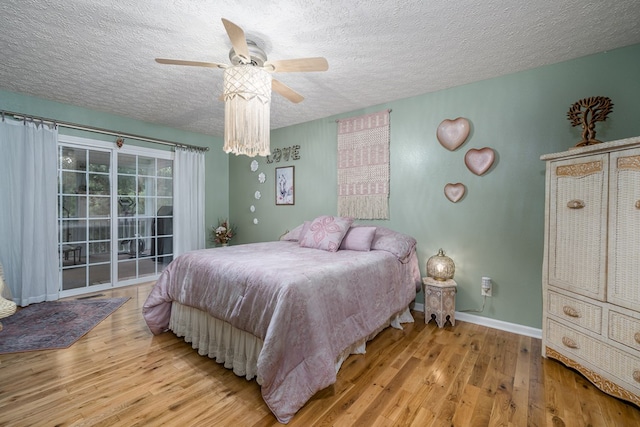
[272,79,304,103]
[221,18,250,63]
[155,58,226,69]
[264,57,329,73]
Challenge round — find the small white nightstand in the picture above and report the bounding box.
[423,277,457,328]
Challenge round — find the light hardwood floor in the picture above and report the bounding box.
[1,282,639,426]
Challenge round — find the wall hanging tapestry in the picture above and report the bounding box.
[337,110,390,219]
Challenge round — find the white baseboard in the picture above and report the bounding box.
[412,302,542,339]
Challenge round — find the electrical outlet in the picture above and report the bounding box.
[481,277,492,297]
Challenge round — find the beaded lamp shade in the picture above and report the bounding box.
[426,248,455,281]
[223,65,272,157]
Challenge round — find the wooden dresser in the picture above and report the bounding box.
[541,136,640,406]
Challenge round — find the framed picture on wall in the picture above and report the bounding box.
[275,166,295,205]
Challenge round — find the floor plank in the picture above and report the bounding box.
[1,282,639,426]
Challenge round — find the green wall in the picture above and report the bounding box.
[2,43,639,329]
[0,89,229,233]
[229,43,640,329]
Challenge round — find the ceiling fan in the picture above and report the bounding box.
[155,18,329,103]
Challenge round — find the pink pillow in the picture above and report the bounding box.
[299,216,353,252]
[339,226,376,251]
[370,226,417,263]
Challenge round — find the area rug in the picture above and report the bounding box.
[0,297,129,354]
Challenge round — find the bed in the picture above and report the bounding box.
[143,219,421,423]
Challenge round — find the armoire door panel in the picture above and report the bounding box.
[548,154,608,301]
[608,149,640,310]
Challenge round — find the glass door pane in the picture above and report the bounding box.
[59,146,112,291]
[117,153,173,283]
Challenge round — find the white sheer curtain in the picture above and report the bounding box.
[0,119,59,306]
[173,147,206,257]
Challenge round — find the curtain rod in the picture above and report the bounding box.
[1,109,209,152]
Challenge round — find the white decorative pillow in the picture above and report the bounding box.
[339,226,376,251]
[299,216,353,252]
[280,222,306,241]
[298,221,311,241]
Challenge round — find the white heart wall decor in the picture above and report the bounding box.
[436,117,470,151]
[464,147,495,176]
[444,183,466,203]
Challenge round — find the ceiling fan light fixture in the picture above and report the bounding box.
[223,65,272,157]
[156,18,327,155]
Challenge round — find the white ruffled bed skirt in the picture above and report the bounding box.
[169,302,414,385]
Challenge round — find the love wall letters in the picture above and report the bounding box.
[266,145,301,163]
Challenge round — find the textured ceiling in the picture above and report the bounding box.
[1,0,639,138]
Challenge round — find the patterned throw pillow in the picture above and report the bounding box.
[339,226,377,251]
[299,216,354,252]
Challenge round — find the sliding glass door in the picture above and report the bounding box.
[58,136,173,296]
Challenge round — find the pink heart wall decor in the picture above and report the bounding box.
[464,147,495,176]
[436,117,470,151]
[444,183,466,203]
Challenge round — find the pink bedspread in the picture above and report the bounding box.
[143,238,420,423]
